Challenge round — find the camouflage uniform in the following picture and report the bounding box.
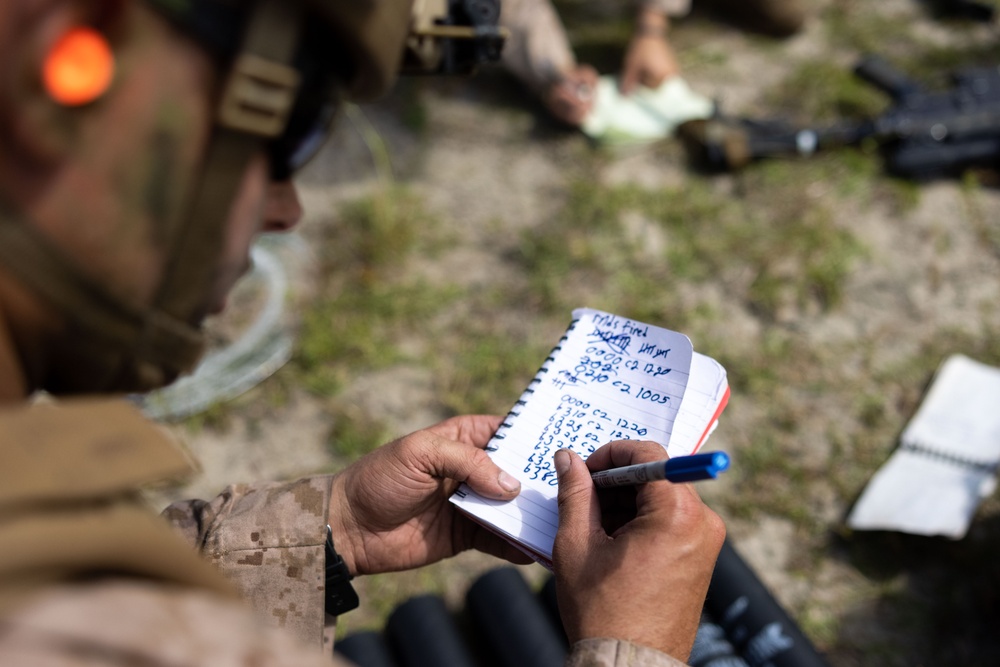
[500,0,806,94]
[0,399,688,667]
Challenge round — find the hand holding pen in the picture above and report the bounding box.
[552,440,726,659]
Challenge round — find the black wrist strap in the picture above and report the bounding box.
[324,525,359,616]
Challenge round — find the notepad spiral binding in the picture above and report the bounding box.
[490,318,580,444]
[900,439,1000,474]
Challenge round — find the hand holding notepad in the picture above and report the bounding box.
[450,308,730,567]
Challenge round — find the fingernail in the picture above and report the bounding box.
[554,449,572,477]
[498,470,521,493]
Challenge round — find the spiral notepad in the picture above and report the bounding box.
[848,354,1000,538]
[450,308,730,567]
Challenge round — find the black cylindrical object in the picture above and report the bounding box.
[688,617,750,667]
[466,568,568,667]
[538,575,569,647]
[385,594,478,667]
[705,539,830,667]
[335,630,398,667]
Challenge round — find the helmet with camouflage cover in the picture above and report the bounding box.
[0,0,503,396]
[145,0,412,103]
[0,0,409,395]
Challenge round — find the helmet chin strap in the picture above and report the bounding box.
[152,0,302,338]
[0,0,302,395]
[0,202,205,393]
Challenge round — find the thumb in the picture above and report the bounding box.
[555,449,601,541]
[427,436,521,500]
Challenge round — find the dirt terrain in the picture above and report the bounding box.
[150,2,1000,665]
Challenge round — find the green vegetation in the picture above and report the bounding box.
[324,406,394,464]
[521,160,868,325]
[287,186,461,459]
[764,59,888,123]
[438,329,552,416]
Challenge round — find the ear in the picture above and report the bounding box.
[5,0,128,166]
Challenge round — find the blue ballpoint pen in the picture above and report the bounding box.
[590,451,731,488]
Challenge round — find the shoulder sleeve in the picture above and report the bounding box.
[0,579,353,667]
[566,638,691,667]
[160,475,335,649]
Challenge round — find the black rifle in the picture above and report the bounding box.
[680,55,1000,180]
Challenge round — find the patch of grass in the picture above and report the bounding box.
[326,405,393,462]
[605,270,696,334]
[677,44,730,73]
[961,172,1000,261]
[884,326,1000,391]
[291,186,457,397]
[856,391,889,430]
[282,186,470,460]
[178,399,233,433]
[295,286,409,395]
[800,602,842,650]
[294,281,460,389]
[438,330,553,416]
[764,59,888,124]
[725,431,809,521]
[326,187,431,285]
[824,2,927,59]
[524,167,867,324]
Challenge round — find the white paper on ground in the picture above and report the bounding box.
[581,76,714,145]
[847,355,1000,539]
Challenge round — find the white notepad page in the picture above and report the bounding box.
[900,354,1000,464]
[848,354,1000,538]
[450,308,728,563]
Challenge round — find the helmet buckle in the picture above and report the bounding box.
[218,54,301,138]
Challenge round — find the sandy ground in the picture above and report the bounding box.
[150,2,1000,665]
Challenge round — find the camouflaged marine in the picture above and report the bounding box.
[0,0,724,665]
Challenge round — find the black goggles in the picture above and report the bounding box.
[268,93,339,181]
[267,21,350,181]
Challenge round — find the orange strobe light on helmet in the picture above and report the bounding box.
[43,27,114,106]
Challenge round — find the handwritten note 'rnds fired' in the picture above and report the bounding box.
[517,311,694,486]
[451,308,701,562]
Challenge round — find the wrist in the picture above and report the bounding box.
[635,7,669,37]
